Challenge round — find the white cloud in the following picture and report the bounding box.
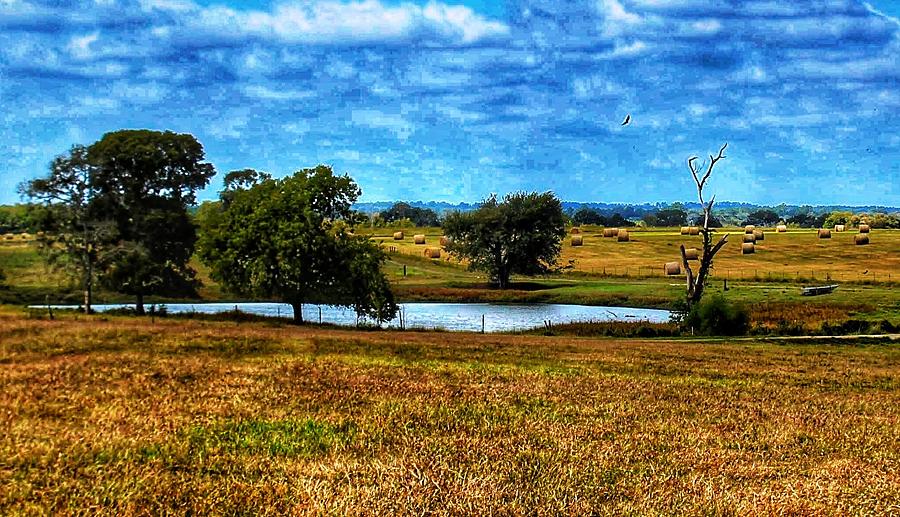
[184,0,509,46]
[67,32,99,59]
[596,0,642,37]
[350,109,414,140]
[863,2,900,27]
[243,85,314,101]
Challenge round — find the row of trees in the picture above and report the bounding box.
[24,130,397,323]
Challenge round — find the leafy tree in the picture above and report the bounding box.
[641,212,659,227]
[572,207,605,226]
[443,192,566,289]
[87,129,216,314]
[822,211,853,228]
[607,213,635,228]
[0,204,38,234]
[21,145,116,313]
[655,207,688,227]
[787,210,827,228]
[690,213,722,228]
[381,202,440,227]
[198,165,398,323]
[742,208,780,227]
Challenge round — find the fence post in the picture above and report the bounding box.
[481,314,485,334]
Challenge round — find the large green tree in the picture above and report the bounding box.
[443,192,566,289]
[197,165,398,323]
[90,130,214,313]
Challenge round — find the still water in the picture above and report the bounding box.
[44,302,671,333]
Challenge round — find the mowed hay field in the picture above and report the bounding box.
[375,227,900,284]
[1,312,898,514]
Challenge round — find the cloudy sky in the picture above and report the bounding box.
[1,0,898,206]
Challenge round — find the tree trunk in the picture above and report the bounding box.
[83,261,92,315]
[497,269,510,290]
[291,302,304,323]
[135,292,145,315]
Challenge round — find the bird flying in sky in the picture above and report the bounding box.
[621,114,631,126]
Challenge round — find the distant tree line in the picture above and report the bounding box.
[571,207,637,227]
[377,202,440,227]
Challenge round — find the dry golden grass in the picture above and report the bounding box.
[1,311,898,514]
[372,227,900,284]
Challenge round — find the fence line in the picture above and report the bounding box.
[573,267,896,285]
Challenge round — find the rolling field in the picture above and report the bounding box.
[375,226,900,284]
[0,310,898,514]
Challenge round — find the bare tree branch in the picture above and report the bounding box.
[683,143,729,308]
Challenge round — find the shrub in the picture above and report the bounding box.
[683,295,750,336]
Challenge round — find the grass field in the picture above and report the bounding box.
[1,310,898,514]
[376,226,900,284]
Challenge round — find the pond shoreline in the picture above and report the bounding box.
[32,301,673,333]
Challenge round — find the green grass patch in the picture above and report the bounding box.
[187,419,356,457]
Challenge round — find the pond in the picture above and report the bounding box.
[39,302,672,333]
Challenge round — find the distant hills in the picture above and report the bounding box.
[353,201,900,216]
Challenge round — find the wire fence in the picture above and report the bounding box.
[569,267,898,285]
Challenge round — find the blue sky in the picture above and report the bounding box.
[1,0,898,206]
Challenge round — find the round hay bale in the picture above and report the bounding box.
[617,229,630,242]
[753,229,765,241]
[571,235,584,246]
[603,228,618,238]
[424,247,441,258]
[859,224,870,234]
[439,236,450,247]
[834,224,845,232]
[742,242,755,254]
[742,234,756,243]
[571,227,581,235]
[393,231,404,240]
[745,225,755,234]
[776,225,787,232]
[3,233,13,240]
[664,262,681,276]
[855,234,869,246]
[818,229,831,239]
[688,226,700,235]
[684,248,700,261]
[680,227,690,235]
[414,234,426,245]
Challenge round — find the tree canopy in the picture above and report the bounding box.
[24,130,216,314]
[381,202,440,227]
[198,165,398,323]
[655,207,688,227]
[443,192,566,289]
[742,209,781,227]
[571,207,635,227]
[88,130,215,313]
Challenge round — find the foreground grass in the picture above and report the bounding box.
[1,310,898,514]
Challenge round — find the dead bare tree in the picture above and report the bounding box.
[680,142,729,308]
